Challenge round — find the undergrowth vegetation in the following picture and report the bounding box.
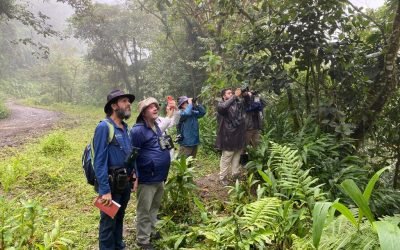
[0,103,399,249]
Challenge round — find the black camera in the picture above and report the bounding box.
[159,134,174,150]
[125,147,140,167]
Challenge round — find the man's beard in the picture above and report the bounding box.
[116,108,131,120]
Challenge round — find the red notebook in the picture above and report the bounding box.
[93,196,121,219]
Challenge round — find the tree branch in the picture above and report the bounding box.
[345,0,386,44]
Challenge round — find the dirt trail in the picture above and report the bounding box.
[0,101,61,147]
[195,172,230,201]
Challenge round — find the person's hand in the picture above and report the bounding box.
[132,178,139,192]
[235,88,242,97]
[188,98,193,104]
[166,107,174,118]
[101,193,112,207]
[167,100,177,110]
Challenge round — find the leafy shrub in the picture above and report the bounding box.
[161,157,198,221]
[159,197,282,250]
[309,167,400,250]
[41,131,71,157]
[0,155,28,192]
[198,115,217,154]
[0,197,74,248]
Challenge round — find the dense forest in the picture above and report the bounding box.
[1,0,400,249]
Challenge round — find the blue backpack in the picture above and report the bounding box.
[82,120,115,186]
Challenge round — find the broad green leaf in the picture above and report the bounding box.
[331,202,357,226]
[257,169,272,186]
[312,202,332,249]
[363,167,390,201]
[359,167,389,225]
[174,235,186,250]
[374,221,400,250]
[341,179,375,223]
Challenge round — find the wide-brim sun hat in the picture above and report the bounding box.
[136,97,159,121]
[104,89,135,113]
[177,96,189,108]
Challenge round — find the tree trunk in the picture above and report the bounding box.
[352,1,400,142]
[394,151,400,189]
[111,48,134,94]
[287,86,300,131]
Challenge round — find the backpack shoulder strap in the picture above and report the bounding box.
[90,119,116,166]
[103,119,115,144]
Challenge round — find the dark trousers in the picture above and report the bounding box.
[99,185,131,250]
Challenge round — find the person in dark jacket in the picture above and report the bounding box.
[93,89,135,250]
[130,97,171,250]
[243,91,265,147]
[215,88,246,185]
[176,96,206,158]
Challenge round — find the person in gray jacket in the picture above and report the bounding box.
[215,88,246,185]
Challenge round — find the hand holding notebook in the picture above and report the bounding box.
[93,196,121,219]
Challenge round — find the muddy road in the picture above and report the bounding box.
[0,101,61,147]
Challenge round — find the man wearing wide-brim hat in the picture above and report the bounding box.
[93,89,135,250]
[130,97,171,250]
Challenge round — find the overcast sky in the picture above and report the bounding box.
[350,0,385,9]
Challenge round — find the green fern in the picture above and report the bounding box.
[241,197,281,231]
[268,142,326,210]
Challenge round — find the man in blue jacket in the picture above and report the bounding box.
[93,89,135,250]
[130,97,171,250]
[176,96,206,158]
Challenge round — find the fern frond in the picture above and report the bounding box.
[241,197,281,231]
[269,142,326,208]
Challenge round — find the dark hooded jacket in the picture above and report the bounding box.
[244,95,265,131]
[215,96,246,151]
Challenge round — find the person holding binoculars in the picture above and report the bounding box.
[176,95,206,158]
[215,88,246,185]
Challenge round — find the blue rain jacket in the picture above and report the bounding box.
[178,104,206,147]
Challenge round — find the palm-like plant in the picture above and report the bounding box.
[311,167,400,250]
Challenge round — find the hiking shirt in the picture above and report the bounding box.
[130,122,171,184]
[215,96,246,151]
[93,118,132,195]
[178,104,206,147]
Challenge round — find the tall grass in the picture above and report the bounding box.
[0,98,9,119]
[0,104,120,248]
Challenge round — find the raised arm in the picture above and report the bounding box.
[217,96,237,115]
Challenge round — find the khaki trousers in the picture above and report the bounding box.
[136,182,164,244]
[219,150,242,181]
